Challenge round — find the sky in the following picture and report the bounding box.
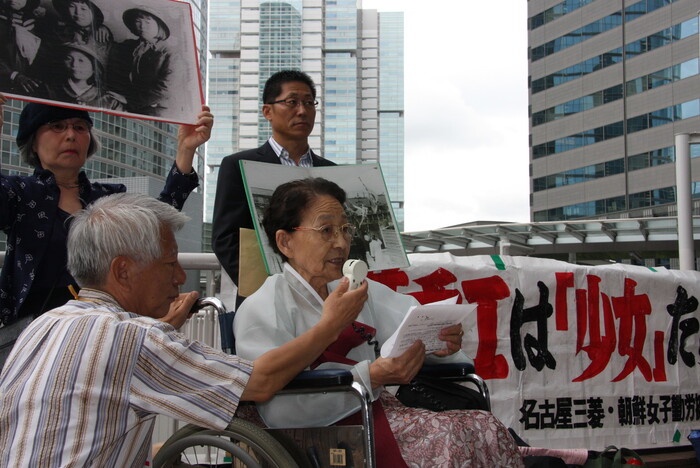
[362,1,531,232]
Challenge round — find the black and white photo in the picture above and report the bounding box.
[239,160,409,275]
[0,0,201,124]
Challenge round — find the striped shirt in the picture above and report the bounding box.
[0,289,253,468]
[268,137,314,167]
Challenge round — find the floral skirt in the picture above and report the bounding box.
[236,392,524,468]
[380,392,524,468]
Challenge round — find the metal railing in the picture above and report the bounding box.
[0,254,221,288]
[178,252,223,298]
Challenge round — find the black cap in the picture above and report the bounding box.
[17,103,93,147]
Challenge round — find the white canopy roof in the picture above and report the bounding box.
[401,216,700,259]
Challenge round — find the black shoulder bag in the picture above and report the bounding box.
[395,376,489,412]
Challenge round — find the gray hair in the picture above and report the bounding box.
[19,131,101,168]
[67,193,190,287]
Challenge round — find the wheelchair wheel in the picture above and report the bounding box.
[153,418,299,468]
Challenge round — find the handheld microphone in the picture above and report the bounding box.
[342,259,368,290]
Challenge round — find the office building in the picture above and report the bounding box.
[205,0,405,232]
[528,0,699,224]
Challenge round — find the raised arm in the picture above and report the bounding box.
[175,105,213,174]
[241,277,368,401]
[157,106,212,209]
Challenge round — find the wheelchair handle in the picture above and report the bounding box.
[190,297,227,315]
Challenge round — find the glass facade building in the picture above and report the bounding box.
[205,0,405,230]
[528,0,700,222]
[378,12,404,224]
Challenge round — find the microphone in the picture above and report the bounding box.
[342,259,368,290]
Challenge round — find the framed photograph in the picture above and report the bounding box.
[0,0,202,124]
[240,161,410,275]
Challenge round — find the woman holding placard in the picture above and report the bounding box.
[0,94,212,368]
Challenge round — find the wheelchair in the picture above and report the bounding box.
[153,297,490,468]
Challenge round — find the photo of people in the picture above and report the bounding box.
[240,161,409,275]
[346,191,401,270]
[0,0,201,124]
[107,6,174,117]
[0,0,52,97]
[48,0,113,47]
[47,41,122,109]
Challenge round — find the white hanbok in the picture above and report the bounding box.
[234,263,466,428]
[234,263,524,468]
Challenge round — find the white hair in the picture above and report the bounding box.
[67,193,189,287]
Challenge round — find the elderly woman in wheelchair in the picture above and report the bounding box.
[234,177,524,468]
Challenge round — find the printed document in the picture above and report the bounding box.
[380,302,475,358]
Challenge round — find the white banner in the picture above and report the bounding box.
[368,253,700,450]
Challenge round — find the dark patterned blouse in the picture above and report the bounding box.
[0,163,198,325]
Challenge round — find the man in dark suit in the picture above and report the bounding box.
[212,70,336,293]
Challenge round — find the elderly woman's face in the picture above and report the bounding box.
[283,195,351,292]
[68,2,93,27]
[33,118,91,173]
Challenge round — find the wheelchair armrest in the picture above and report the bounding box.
[282,369,354,390]
[417,362,476,380]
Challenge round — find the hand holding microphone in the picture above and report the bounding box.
[322,259,369,331]
[343,259,368,290]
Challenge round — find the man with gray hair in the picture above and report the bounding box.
[0,192,366,467]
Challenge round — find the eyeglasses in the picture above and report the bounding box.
[293,224,356,242]
[44,120,92,135]
[269,98,319,109]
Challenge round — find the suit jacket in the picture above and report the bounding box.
[211,141,336,284]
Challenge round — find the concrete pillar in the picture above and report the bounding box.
[676,133,694,270]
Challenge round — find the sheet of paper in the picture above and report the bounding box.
[380,303,473,358]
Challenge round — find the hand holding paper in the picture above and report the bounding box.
[370,341,426,387]
[434,322,464,357]
[380,303,474,358]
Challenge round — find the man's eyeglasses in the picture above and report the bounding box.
[269,98,319,109]
[44,120,92,135]
[293,224,356,242]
